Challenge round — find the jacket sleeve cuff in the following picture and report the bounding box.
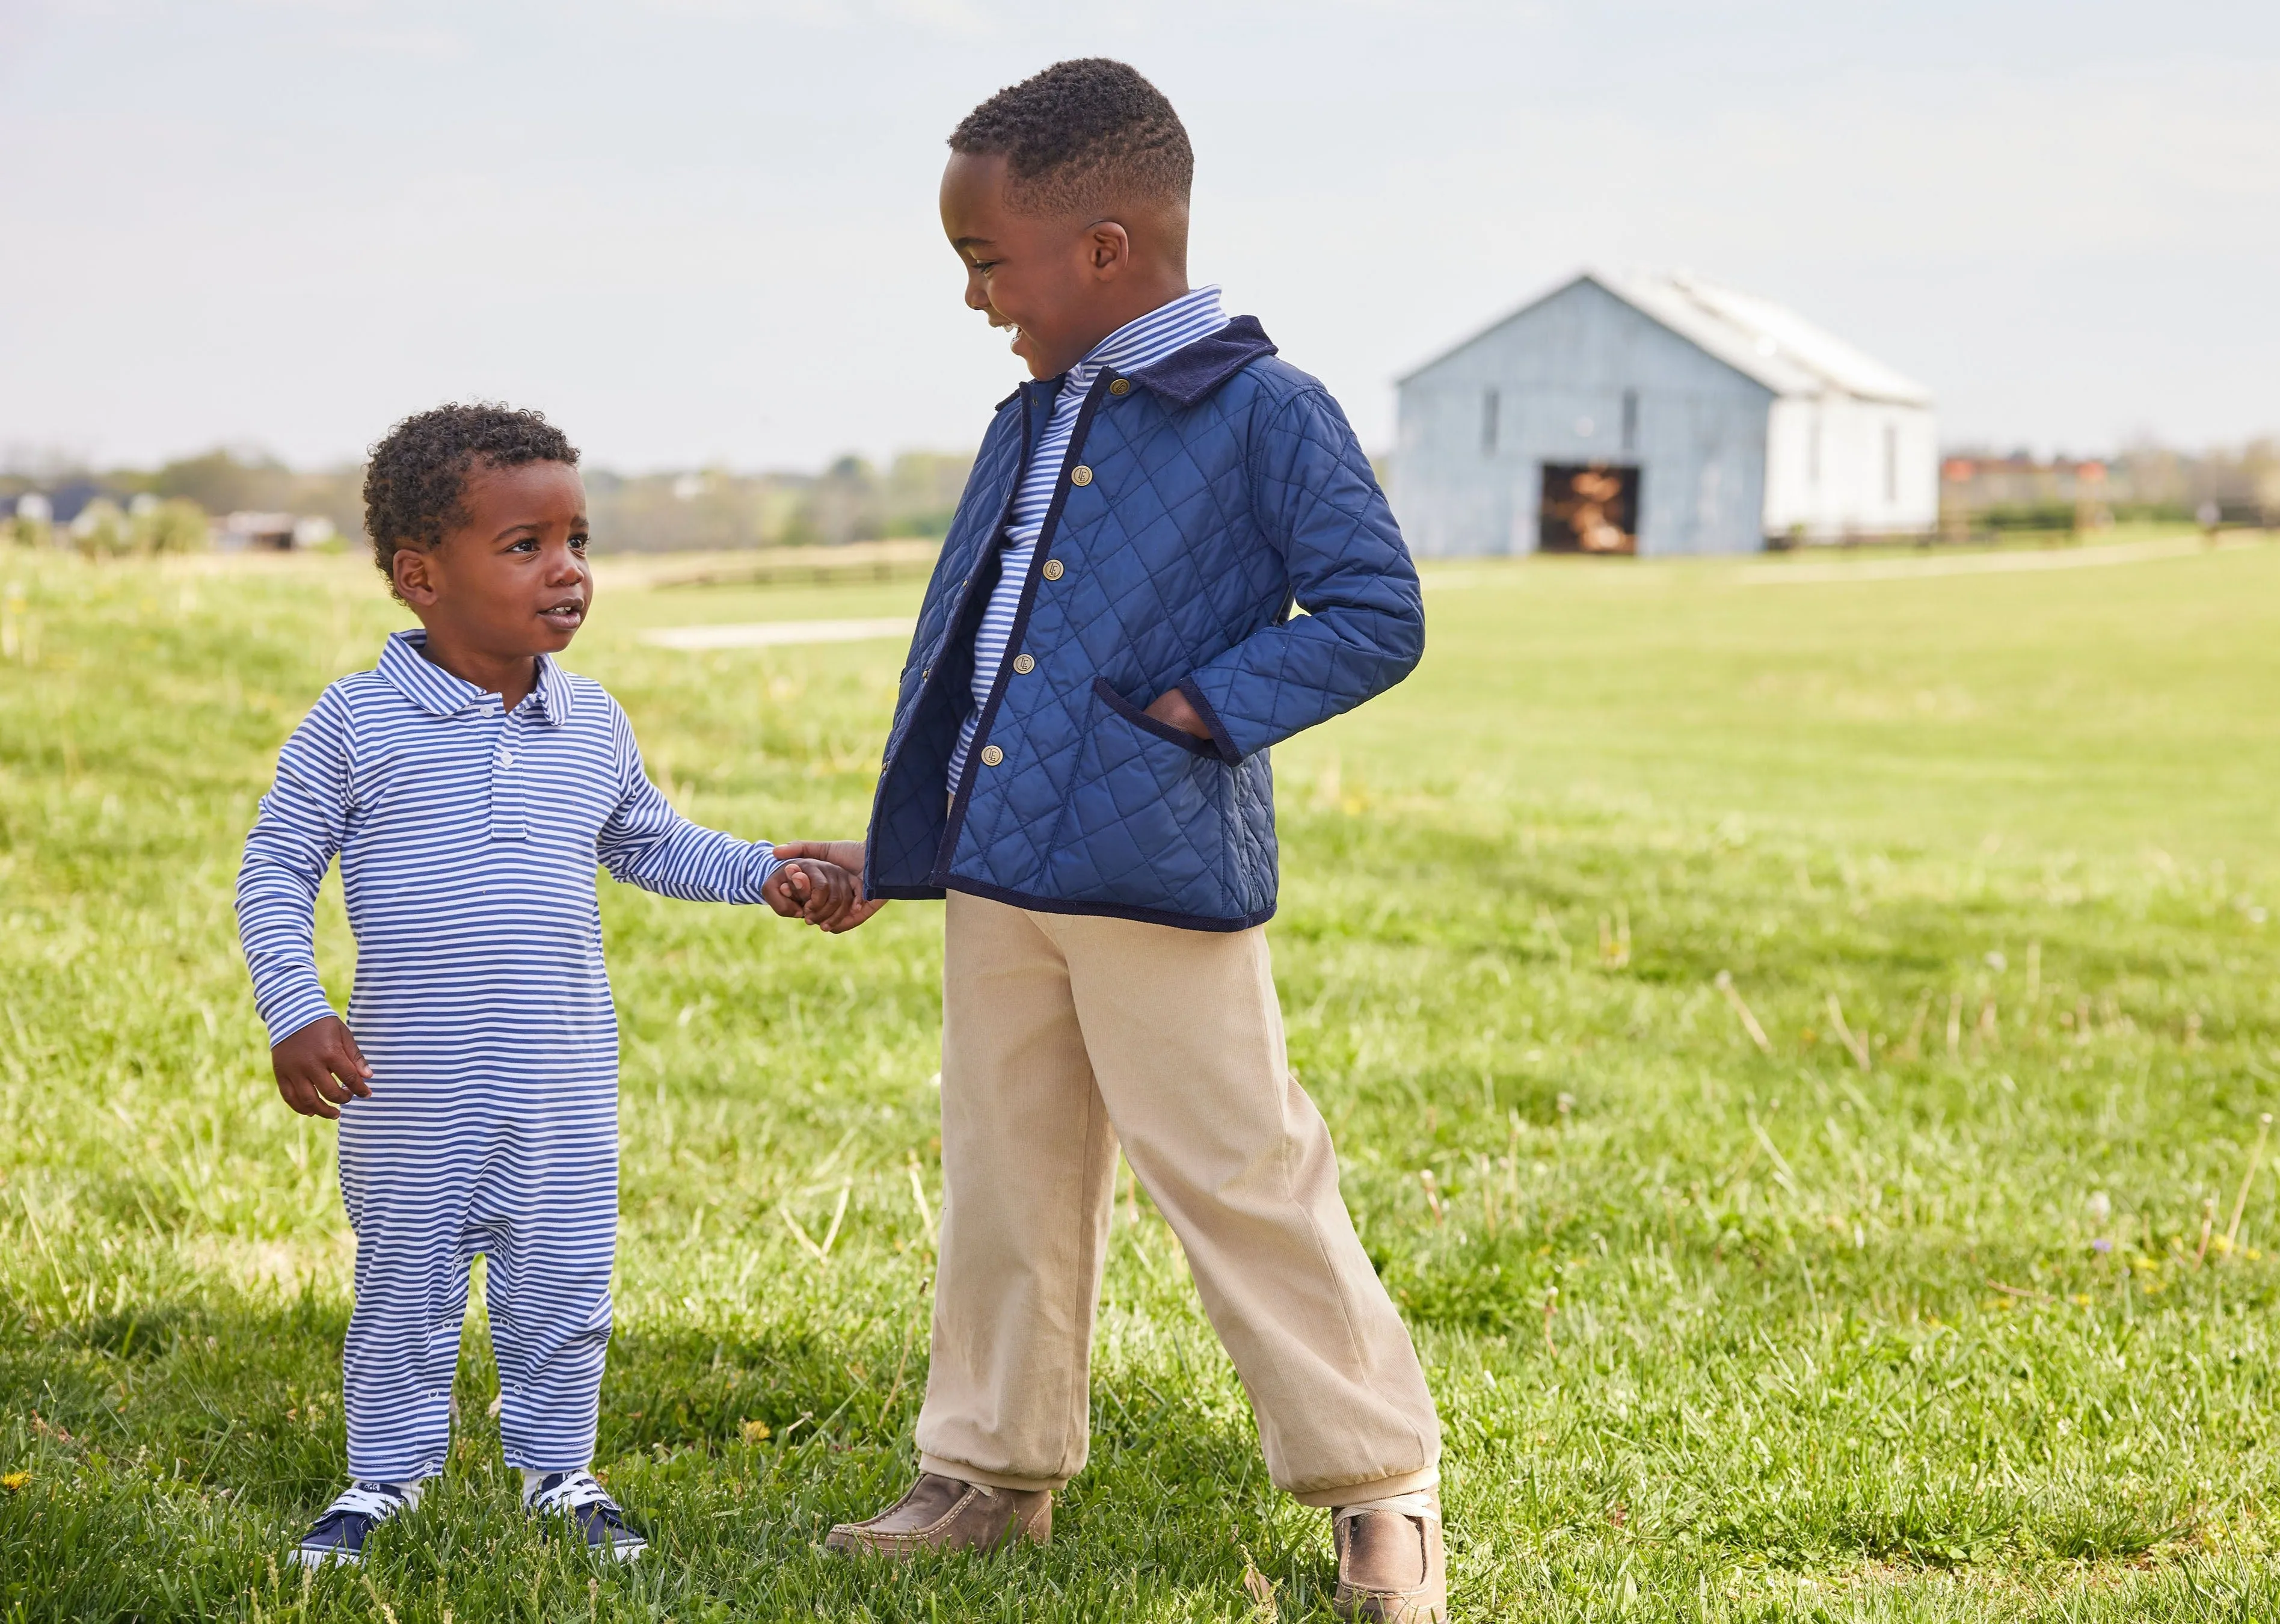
[1176,678,1244,764]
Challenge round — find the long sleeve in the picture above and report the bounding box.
[1178,387,1427,764]
[236,688,354,1047]
[595,705,782,902]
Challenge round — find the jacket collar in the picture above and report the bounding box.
[992,313,1277,412]
[1125,315,1276,406]
[376,628,575,725]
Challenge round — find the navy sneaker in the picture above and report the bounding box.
[526,1469,647,1561]
[290,1480,423,1567]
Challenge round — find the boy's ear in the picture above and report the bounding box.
[1087,220,1132,278]
[392,543,441,607]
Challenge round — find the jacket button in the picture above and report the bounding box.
[1012,654,1034,674]
[1042,559,1065,581]
[980,745,1004,767]
[1108,378,1130,396]
[1069,465,1093,487]
[921,666,932,680]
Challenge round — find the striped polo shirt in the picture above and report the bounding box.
[948,284,1229,789]
[238,629,782,1066]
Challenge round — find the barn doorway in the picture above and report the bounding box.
[1538,463,1641,555]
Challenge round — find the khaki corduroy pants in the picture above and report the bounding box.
[913,891,1441,1507]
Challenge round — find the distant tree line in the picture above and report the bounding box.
[2100,440,2280,523]
[1,448,976,553]
[1940,440,2280,533]
[583,454,972,553]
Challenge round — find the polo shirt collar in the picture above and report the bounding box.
[376,628,576,725]
[991,286,1232,410]
[1125,315,1279,407]
[1077,284,1226,380]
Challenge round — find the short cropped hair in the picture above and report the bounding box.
[363,403,578,592]
[949,58,1193,217]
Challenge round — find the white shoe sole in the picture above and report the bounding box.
[287,1545,363,1568]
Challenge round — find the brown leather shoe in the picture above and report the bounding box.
[823,1472,1051,1558]
[1332,1496,1446,1622]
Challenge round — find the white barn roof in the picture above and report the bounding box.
[1406,270,1935,408]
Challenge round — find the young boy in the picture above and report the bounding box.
[237,403,865,1567]
[779,59,1446,1622]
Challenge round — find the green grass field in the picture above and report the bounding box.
[4,535,2279,1621]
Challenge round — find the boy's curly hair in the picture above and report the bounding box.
[950,58,1192,217]
[363,403,579,595]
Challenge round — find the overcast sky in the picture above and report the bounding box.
[2,0,2273,473]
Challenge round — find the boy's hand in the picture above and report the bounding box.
[762,858,832,921]
[764,857,880,933]
[771,841,888,933]
[271,1016,372,1119]
[1143,687,1214,740]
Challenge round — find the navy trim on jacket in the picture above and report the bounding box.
[1125,315,1277,405]
[938,875,1276,934]
[930,372,1122,889]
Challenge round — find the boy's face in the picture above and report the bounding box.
[391,459,591,659]
[941,151,1132,380]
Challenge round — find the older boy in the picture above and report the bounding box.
[238,404,863,1566]
[786,59,1445,1621]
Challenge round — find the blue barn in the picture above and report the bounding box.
[1392,271,1938,557]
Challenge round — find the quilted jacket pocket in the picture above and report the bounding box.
[1090,677,1222,757]
[1042,681,1233,919]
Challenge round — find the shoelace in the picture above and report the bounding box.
[529,1470,619,1516]
[307,1481,412,1534]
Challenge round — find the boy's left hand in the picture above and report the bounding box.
[1143,687,1214,740]
[763,857,879,933]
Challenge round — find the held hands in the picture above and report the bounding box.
[770,844,884,930]
[762,854,882,933]
[271,1015,373,1119]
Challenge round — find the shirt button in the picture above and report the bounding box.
[1069,465,1093,487]
[499,750,517,766]
[1012,653,1034,674]
[1108,378,1131,396]
[980,745,1004,767]
[1042,559,1065,581]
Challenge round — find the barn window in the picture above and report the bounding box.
[1620,390,1638,453]
[1883,424,1898,503]
[1481,389,1500,454]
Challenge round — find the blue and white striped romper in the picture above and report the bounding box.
[948,285,1229,789]
[237,629,783,1483]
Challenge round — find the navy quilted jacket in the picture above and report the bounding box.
[864,317,1424,930]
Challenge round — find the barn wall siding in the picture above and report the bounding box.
[1394,278,1775,558]
[1763,397,1940,539]
[1392,274,1936,558]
